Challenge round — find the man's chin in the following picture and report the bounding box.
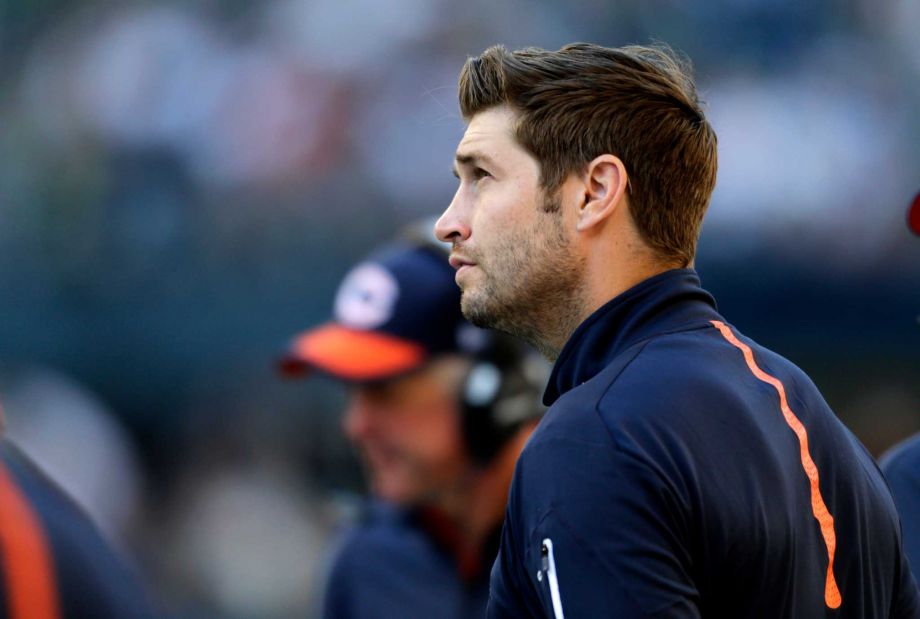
[372,482,411,505]
[370,472,423,506]
[460,292,499,330]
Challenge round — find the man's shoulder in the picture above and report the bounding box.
[538,324,750,441]
[596,322,828,429]
[328,501,456,584]
[1,439,118,550]
[324,502,474,618]
[0,439,156,618]
[514,330,704,501]
[332,502,423,559]
[524,322,827,479]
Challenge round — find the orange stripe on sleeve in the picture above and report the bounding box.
[0,456,62,619]
[710,320,842,610]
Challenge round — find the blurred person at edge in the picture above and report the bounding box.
[0,403,157,619]
[880,194,920,573]
[279,222,547,619]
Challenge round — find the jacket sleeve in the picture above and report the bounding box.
[489,432,702,619]
[487,501,541,619]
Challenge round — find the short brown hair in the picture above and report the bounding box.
[458,43,718,266]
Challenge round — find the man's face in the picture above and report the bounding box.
[342,357,471,505]
[435,106,585,357]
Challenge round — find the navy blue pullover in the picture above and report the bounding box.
[323,502,498,619]
[0,439,156,619]
[487,269,920,618]
[882,433,920,576]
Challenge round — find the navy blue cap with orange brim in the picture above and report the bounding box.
[278,242,482,383]
[278,324,428,382]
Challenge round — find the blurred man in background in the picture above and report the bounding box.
[0,406,157,619]
[279,224,547,619]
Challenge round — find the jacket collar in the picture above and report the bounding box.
[544,268,720,405]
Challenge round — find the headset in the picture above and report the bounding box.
[458,329,548,465]
[401,219,549,466]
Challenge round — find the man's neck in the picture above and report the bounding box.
[561,203,680,355]
[424,427,533,575]
[531,262,669,361]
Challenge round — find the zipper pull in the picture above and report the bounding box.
[541,538,566,619]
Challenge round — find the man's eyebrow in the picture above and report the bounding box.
[454,151,498,169]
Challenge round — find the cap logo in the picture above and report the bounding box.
[334,262,399,329]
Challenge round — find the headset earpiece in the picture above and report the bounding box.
[459,332,548,466]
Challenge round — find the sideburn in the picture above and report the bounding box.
[540,190,561,214]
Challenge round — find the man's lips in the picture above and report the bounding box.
[448,255,477,270]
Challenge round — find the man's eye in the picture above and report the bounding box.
[473,168,491,180]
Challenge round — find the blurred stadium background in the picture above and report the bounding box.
[1,0,919,617]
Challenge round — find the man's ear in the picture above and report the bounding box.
[576,155,628,232]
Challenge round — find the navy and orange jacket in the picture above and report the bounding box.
[0,438,156,619]
[487,269,920,618]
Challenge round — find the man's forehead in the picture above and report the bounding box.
[456,106,520,164]
[456,107,517,157]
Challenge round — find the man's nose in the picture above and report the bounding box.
[342,395,374,441]
[435,189,471,244]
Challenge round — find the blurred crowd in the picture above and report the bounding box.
[1,0,918,617]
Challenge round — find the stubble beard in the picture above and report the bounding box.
[460,200,587,361]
